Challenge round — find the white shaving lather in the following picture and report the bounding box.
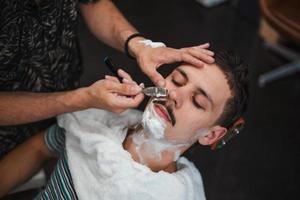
[142,100,166,139]
[139,39,166,48]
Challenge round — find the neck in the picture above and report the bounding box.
[122,125,191,173]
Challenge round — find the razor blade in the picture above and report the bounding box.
[142,87,168,98]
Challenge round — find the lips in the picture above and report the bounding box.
[154,103,171,123]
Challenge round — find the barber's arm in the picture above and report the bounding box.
[0,79,143,125]
[80,0,215,86]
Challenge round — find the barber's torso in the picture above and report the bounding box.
[0,0,94,157]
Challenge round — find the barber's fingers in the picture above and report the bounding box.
[105,75,120,83]
[122,78,135,84]
[143,68,166,87]
[108,81,142,96]
[153,48,205,68]
[117,69,139,85]
[192,46,214,56]
[104,74,137,87]
[105,72,138,86]
[198,43,210,49]
[113,93,144,110]
[117,69,132,81]
[182,47,215,64]
[176,50,207,68]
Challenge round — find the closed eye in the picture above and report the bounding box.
[192,96,205,110]
[171,79,183,87]
[171,69,187,87]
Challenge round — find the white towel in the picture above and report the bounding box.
[58,109,206,200]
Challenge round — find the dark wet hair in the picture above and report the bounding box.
[214,50,249,128]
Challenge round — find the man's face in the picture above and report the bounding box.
[152,63,231,144]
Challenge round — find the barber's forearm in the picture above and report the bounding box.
[80,0,140,52]
[0,88,88,126]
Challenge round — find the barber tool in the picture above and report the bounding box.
[211,118,245,150]
[104,56,122,82]
[104,56,168,98]
[142,86,168,98]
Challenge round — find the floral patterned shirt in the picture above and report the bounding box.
[0,0,97,157]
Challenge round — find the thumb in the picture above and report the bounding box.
[109,81,142,96]
[146,69,166,87]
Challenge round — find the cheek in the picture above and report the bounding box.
[176,106,203,129]
[179,102,214,128]
[164,107,214,141]
[163,116,200,141]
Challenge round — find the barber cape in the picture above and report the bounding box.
[57,109,206,200]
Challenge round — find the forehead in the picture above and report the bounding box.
[167,63,231,110]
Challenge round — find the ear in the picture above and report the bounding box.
[198,126,227,145]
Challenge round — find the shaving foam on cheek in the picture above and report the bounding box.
[141,102,166,139]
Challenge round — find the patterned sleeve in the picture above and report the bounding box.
[78,0,100,4]
[44,124,66,156]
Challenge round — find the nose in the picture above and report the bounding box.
[168,89,182,108]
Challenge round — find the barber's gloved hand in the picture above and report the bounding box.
[83,77,144,114]
[129,39,215,87]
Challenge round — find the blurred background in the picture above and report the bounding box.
[3,0,299,199]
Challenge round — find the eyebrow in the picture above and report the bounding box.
[176,68,215,108]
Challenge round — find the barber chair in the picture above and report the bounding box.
[258,0,300,87]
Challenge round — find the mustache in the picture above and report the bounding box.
[153,99,176,126]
